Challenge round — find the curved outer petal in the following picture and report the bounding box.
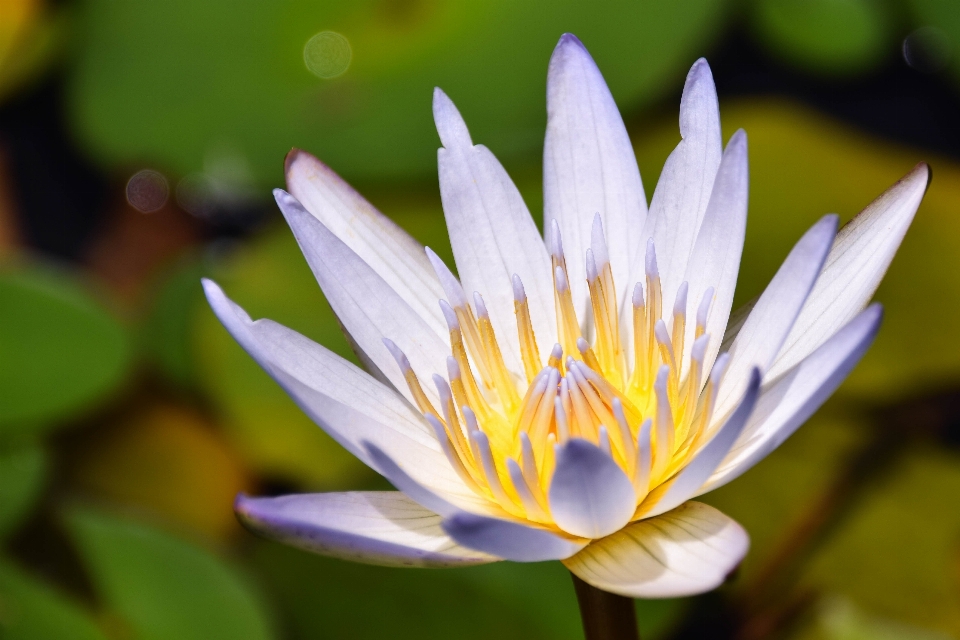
[635,58,722,319]
[274,189,448,407]
[548,439,637,538]
[284,149,446,335]
[434,89,556,369]
[712,215,837,422]
[441,512,587,562]
[563,502,748,598]
[203,280,488,513]
[638,369,761,520]
[235,492,498,567]
[699,304,883,494]
[681,130,749,380]
[543,33,647,321]
[767,163,928,380]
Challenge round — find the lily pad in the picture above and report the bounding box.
[0,443,46,540]
[0,558,107,640]
[798,448,960,635]
[0,263,131,435]
[64,506,276,640]
[749,0,893,75]
[69,0,728,184]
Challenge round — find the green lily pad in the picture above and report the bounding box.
[749,0,893,75]
[69,0,728,184]
[0,263,131,435]
[798,448,960,635]
[0,443,47,540]
[139,252,209,389]
[64,506,276,640]
[904,0,960,80]
[0,557,107,640]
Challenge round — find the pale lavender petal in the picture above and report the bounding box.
[768,164,928,379]
[636,59,722,320]
[680,130,749,381]
[544,33,647,319]
[236,492,498,567]
[713,215,837,421]
[434,89,556,370]
[203,280,482,509]
[548,438,637,538]
[700,304,882,494]
[274,189,448,407]
[441,512,586,562]
[563,502,748,598]
[284,149,446,334]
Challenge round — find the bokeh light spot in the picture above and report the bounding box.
[303,31,352,79]
[125,169,169,213]
[903,26,952,74]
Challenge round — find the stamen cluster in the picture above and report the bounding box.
[386,216,728,529]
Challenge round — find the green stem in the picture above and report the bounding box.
[571,572,640,640]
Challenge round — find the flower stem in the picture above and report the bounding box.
[571,572,640,640]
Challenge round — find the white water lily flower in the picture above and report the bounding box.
[206,34,928,598]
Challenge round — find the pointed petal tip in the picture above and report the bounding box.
[727,128,747,149]
[911,161,932,192]
[686,57,713,82]
[233,492,251,515]
[557,32,585,49]
[283,147,308,175]
[432,87,472,149]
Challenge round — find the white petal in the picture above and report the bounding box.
[700,304,883,494]
[639,369,760,519]
[543,34,647,320]
[235,492,498,567]
[767,163,928,380]
[203,279,484,511]
[636,59,722,316]
[712,215,837,421]
[681,130,749,379]
[434,89,556,370]
[441,512,587,562]
[563,502,749,598]
[274,189,448,407]
[548,438,637,538]
[285,149,446,335]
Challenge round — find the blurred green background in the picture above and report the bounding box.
[2,0,960,638]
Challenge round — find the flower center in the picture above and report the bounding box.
[386,215,728,527]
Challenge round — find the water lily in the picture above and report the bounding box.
[205,34,928,602]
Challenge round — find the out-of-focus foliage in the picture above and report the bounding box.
[0,0,63,101]
[800,448,960,633]
[0,443,46,540]
[905,0,960,78]
[0,558,107,640]
[0,264,131,435]
[65,507,276,640]
[799,596,954,640]
[69,0,729,184]
[253,541,683,640]
[70,404,251,541]
[4,0,960,637]
[139,253,208,388]
[192,229,370,488]
[749,0,894,75]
